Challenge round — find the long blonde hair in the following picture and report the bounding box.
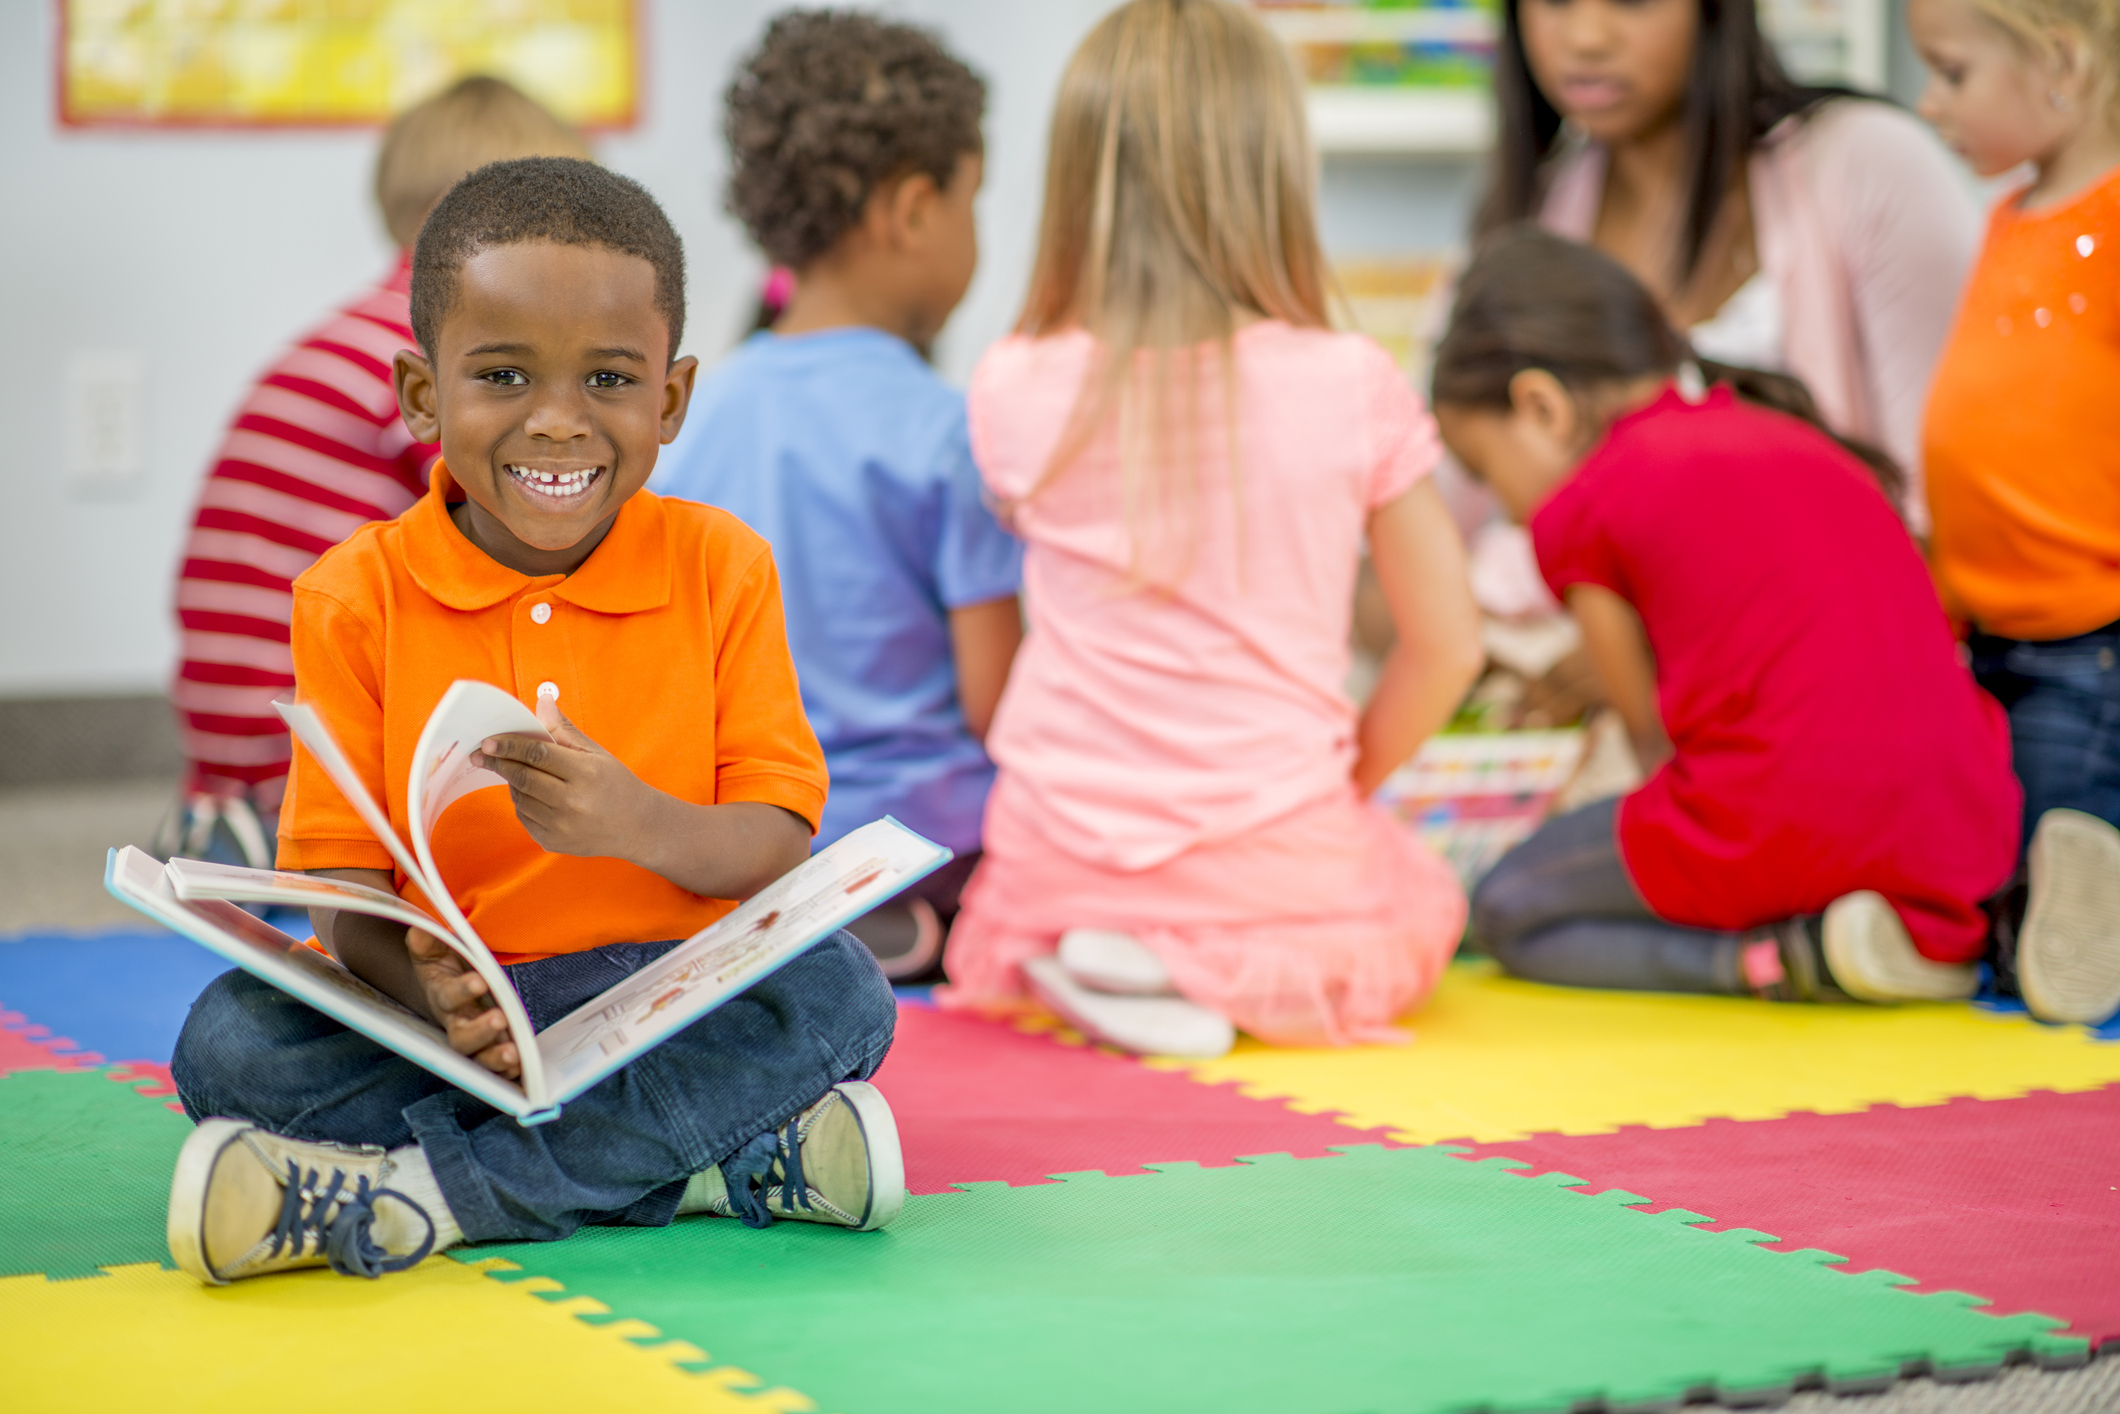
[1014,0,1330,584]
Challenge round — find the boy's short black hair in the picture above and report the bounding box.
[410,156,686,360]
[724,9,986,270]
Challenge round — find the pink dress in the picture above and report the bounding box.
[939,323,1466,1045]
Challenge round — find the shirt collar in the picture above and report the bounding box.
[401,459,672,614]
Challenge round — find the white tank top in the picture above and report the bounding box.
[1689,272,1787,373]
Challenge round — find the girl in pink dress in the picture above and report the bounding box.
[937,0,1484,1055]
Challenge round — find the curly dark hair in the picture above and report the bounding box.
[724,10,986,269]
[410,156,687,361]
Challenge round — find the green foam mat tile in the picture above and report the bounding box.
[459,1145,2083,1414]
[0,1068,193,1280]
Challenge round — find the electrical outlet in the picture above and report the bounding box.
[67,351,144,493]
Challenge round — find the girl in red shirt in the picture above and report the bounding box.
[1431,228,2062,1006]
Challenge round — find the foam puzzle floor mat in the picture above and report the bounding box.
[876,1002,1405,1192]
[0,1256,797,1414]
[1462,1086,2120,1348]
[4,929,2118,1413]
[464,1145,2082,1414]
[0,929,230,1067]
[1162,960,2120,1142]
[0,1068,194,1280]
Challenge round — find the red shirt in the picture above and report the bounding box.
[173,256,438,810]
[1532,386,2018,961]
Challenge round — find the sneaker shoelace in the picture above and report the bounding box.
[721,1114,813,1230]
[271,1160,436,1279]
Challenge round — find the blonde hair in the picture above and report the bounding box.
[1973,0,2120,125]
[1015,0,1329,583]
[375,76,592,248]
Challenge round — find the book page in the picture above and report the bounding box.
[166,858,461,952]
[105,847,538,1119]
[275,698,430,892]
[405,680,551,882]
[536,818,951,1105]
[401,679,555,1105]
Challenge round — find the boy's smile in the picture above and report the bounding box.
[395,240,698,577]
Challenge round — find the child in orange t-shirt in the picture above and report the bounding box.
[1910,0,2120,1025]
[163,158,904,1287]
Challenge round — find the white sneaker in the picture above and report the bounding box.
[1820,891,1978,1003]
[2020,809,2120,1024]
[1023,956,1234,1058]
[681,1081,905,1232]
[1057,927,1174,995]
[168,1119,445,1285]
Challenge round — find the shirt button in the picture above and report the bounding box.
[537,681,559,702]
[530,602,552,624]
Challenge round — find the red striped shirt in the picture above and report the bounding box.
[173,257,436,810]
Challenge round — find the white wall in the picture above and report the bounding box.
[0,0,1123,698]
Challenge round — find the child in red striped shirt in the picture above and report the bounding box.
[164,76,586,865]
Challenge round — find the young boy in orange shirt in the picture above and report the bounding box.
[164,157,904,1285]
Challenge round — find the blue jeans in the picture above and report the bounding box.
[1970,620,2120,851]
[171,931,895,1245]
[1470,798,1750,994]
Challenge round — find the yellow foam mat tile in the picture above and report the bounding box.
[1158,961,2120,1142]
[0,1256,814,1414]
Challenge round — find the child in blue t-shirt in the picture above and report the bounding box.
[653,12,1020,981]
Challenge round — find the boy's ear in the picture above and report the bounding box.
[659,354,701,446]
[395,350,441,444]
[884,170,941,248]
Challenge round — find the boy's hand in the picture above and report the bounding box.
[472,702,653,861]
[407,928,521,1079]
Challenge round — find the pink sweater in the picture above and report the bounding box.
[1539,99,1980,532]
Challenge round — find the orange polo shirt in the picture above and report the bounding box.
[1925,165,2120,641]
[277,461,828,963]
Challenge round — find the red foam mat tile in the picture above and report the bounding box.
[876,1004,1398,1193]
[0,1013,102,1077]
[1461,1085,2120,1348]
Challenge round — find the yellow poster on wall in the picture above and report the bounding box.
[59,0,638,129]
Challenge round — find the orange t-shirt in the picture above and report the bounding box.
[1925,165,2120,641]
[277,461,828,963]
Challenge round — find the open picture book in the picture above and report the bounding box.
[105,679,951,1125]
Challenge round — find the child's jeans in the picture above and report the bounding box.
[171,931,895,1245]
[1470,798,1753,994]
[1969,619,2120,849]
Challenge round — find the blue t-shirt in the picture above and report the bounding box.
[652,329,1022,852]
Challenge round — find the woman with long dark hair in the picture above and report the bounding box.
[1478,0,1977,528]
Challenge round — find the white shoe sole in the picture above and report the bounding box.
[830,1081,905,1232]
[1024,957,1235,1058]
[1057,927,1174,995]
[853,897,944,982]
[167,1117,254,1286]
[2021,809,2120,1024]
[1821,891,1977,1003]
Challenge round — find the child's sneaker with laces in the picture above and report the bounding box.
[682,1081,905,1232]
[2019,808,2120,1024]
[168,1119,442,1285]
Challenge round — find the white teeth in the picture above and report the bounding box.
[507,466,600,499]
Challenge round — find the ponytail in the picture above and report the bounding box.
[1433,226,1905,515]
